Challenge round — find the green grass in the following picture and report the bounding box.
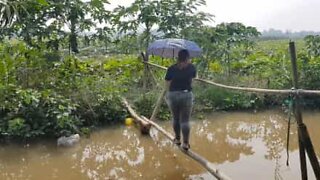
[256,39,305,52]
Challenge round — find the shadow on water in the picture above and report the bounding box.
[0,109,319,180]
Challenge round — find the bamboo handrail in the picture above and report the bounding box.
[144,61,320,95]
[122,98,232,180]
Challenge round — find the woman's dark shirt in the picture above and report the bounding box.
[165,63,196,91]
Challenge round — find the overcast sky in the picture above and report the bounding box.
[108,0,320,32]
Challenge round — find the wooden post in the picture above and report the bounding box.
[299,124,320,179]
[142,52,149,91]
[289,41,308,180]
[289,41,320,180]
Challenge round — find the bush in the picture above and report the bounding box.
[76,94,127,126]
[0,86,81,138]
[194,85,264,111]
[0,43,144,140]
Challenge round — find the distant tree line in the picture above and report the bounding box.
[261,28,320,39]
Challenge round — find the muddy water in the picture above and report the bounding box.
[0,110,320,180]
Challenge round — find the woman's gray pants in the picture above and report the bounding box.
[166,91,193,144]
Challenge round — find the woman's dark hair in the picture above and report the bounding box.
[178,49,190,62]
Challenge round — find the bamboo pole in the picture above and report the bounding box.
[122,98,231,180]
[142,53,149,91]
[195,78,290,94]
[144,61,320,95]
[289,41,320,180]
[299,124,320,179]
[150,88,166,121]
[147,67,159,87]
[289,42,308,180]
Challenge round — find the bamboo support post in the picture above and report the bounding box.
[289,41,320,180]
[122,98,231,180]
[141,52,149,91]
[290,42,308,180]
[147,67,159,87]
[150,88,167,121]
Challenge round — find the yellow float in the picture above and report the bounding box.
[125,117,134,126]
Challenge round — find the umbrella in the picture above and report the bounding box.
[147,38,202,58]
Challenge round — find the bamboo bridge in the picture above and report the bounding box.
[122,42,320,180]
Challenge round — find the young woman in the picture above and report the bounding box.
[165,49,196,150]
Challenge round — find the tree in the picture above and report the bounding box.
[0,0,29,28]
[157,0,213,38]
[1,0,111,53]
[184,23,260,76]
[45,0,111,53]
[212,23,260,75]
[112,0,213,52]
[112,0,159,50]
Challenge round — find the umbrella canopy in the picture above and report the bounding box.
[147,38,202,58]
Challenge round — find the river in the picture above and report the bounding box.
[0,109,319,180]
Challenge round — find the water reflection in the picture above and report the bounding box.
[77,128,148,179]
[189,112,297,166]
[0,110,319,180]
[189,110,319,180]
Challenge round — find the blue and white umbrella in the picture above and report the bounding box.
[147,38,202,58]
